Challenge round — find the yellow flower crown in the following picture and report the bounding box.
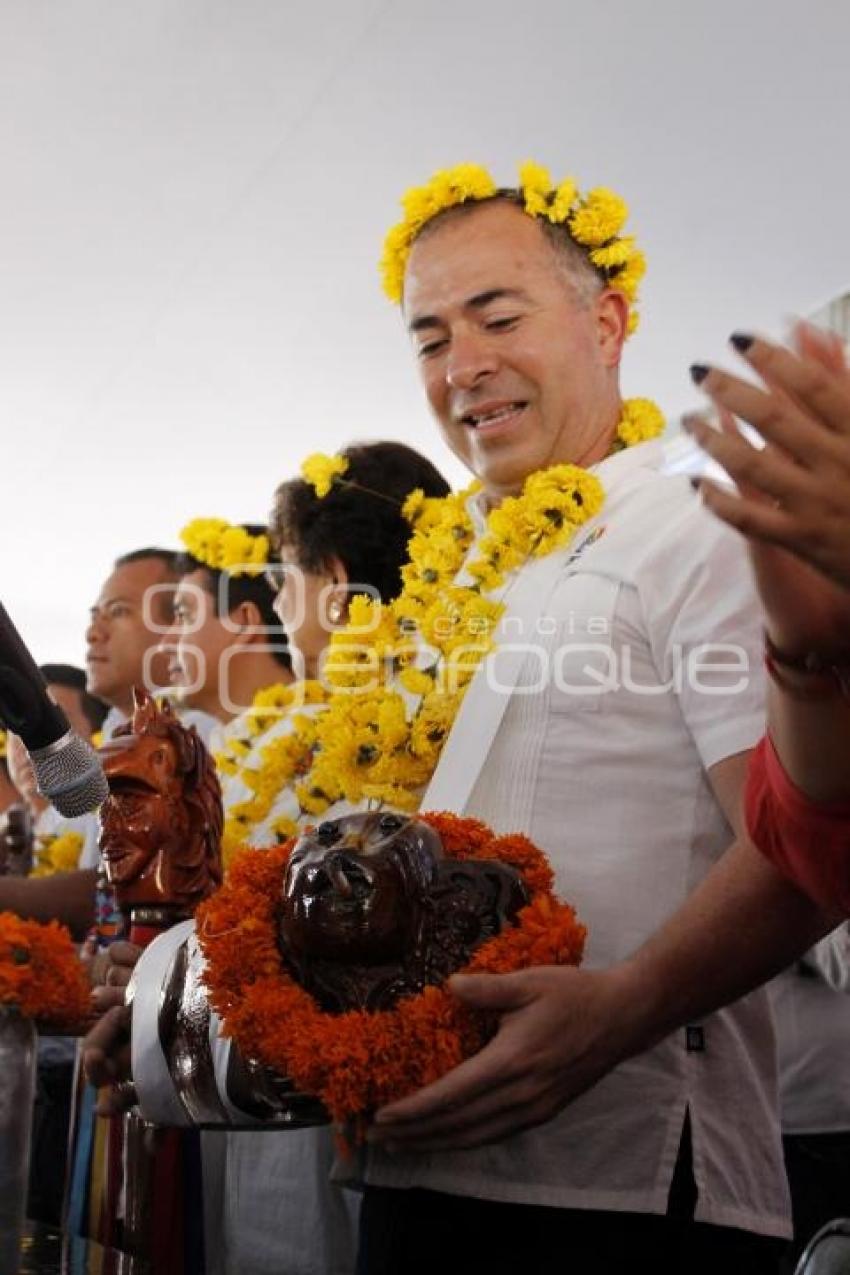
[380,160,645,335]
[179,518,270,577]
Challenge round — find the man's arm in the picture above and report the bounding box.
[0,869,96,939]
[370,756,834,1151]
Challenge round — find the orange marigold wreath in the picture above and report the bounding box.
[0,911,91,1030]
[197,812,586,1126]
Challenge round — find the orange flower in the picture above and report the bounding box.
[197,815,586,1133]
[0,912,90,1030]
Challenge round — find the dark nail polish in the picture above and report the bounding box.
[689,477,701,492]
[689,364,710,385]
[730,332,754,354]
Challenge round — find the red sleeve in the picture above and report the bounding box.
[745,734,850,914]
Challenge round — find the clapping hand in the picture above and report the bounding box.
[685,324,850,660]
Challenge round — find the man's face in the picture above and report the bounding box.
[403,202,626,503]
[160,569,234,718]
[86,560,175,711]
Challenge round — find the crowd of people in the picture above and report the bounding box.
[1,161,849,1275]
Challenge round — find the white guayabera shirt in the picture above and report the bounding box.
[365,439,791,1240]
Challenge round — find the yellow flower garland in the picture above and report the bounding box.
[217,400,663,841]
[301,398,664,814]
[214,680,329,869]
[381,160,646,335]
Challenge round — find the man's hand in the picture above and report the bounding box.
[684,324,850,657]
[368,964,636,1152]
[89,940,142,1014]
[82,1003,137,1116]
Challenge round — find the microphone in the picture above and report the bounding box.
[0,601,109,817]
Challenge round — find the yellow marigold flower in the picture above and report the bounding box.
[402,488,426,525]
[399,666,437,698]
[379,223,411,305]
[270,815,298,844]
[345,595,402,660]
[300,453,349,499]
[361,782,420,812]
[409,689,463,763]
[248,681,294,721]
[465,557,505,594]
[90,730,103,750]
[590,236,635,271]
[295,783,334,817]
[549,177,579,223]
[391,587,432,628]
[519,160,552,218]
[213,751,239,777]
[218,526,269,576]
[617,397,666,448]
[179,518,268,576]
[569,188,629,248]
[376,693,411,752]
[610,248,646,302]
[31,831,84,877]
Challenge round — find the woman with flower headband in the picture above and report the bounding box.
[211,441,451,866]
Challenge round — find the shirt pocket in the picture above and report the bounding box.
[545,572,621,715]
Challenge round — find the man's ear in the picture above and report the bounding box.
[595,289,629,369]
[229,599,265,640]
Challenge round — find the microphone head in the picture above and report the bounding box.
[30,732,110,819]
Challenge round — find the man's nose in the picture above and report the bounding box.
[86,614,107,645]
[445,331,497,392]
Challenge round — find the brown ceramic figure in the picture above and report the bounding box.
[99,688,222,927]
[84,689,224,1264]
[278,811,530,1013]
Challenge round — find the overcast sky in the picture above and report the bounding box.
[2,0,848,665]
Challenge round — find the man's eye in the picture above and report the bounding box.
[484,315,519,331]
[417,339,447,359]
